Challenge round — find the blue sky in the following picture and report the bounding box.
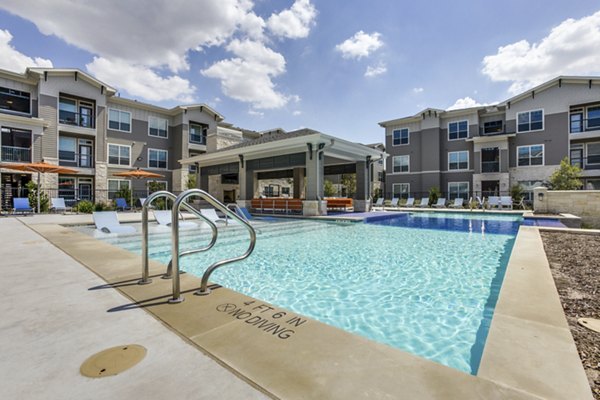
[1,0,600,144]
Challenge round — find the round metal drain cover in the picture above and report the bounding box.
[578,318,600,333]
[80,344,146,378]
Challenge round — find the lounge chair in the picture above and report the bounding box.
[372,198,384,210]
[50,197,71,214]
[500,196,513,210]
[401,197,415,207]
[389,198,399,208]
[449,198,464,208]
[13,198,33,215]
[153,210,197,228]
[115,197,130,211]
[488,196,501,209]
[432,198,447,208]
[93,211,136,234]
[415,198,429,208]
[200,208,237,225]
[237,207,253,221]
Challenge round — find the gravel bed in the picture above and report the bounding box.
[541,231,599,399]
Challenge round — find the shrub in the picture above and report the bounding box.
[26,180,49,212]
[428,186,441,206]
[94,201,114,212]
[548,157,583,190]
[114,186,132,205]
[510,184,524,202]
[323,179,336,197]
[75,200,94,214]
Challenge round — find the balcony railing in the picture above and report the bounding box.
[481,161,500,173]
[1,145,31,163]
[59,110,95,129]
[570,118,600,134]
[479,124,506,136]
[59,151,94,168]
[189,133,206,145]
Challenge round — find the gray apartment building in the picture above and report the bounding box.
[380,76,600,202]
[0,67,261,209]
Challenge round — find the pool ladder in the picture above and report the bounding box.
[140,189,257,303]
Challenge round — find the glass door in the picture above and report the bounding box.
[79,143,93,168]
[78,182,92,201]
[570,147,583,168]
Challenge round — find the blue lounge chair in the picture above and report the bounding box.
[13,198,33,215]
[115,197,130,211]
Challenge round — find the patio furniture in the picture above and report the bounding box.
[389,198,399,208]
[372,198,384,210]
[500,196,513,210]
[115,197,131,211]
[401,197,415,207]
[488,196,501,209]
[415,198,429,208]
[432,198,447,208]
[93,211,136,234]
[13,198,33,215]
[153,210,197,228]
[50,197,71,214]
[449,198,464,208]
[200,208,236,224]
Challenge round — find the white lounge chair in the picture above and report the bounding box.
[50,197,70,213]
[93,211,136,234]
[432,198,447,208]
[415,198,429,208]
[401,197,415,207]
[389,198,399,208]
[488,196,501,209]
[153,210,197,228]
[200,208,237,225]
[449,198,464,208]
[500,196,513,210]
[372,198,384,210]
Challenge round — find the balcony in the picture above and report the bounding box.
[479,123,506,136]
[570,118,600,134]
[59,110,95,129]
[189,133,206,145]
[59,151,94,169]
[1,145,31,163]
[481,161,500,173]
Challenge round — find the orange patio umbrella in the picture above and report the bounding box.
[112,168,164,207]
[0,161,78,213]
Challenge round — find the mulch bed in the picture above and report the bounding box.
[541,231,600,399]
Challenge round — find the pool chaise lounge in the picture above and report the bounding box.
[115,197,131,211]
[92,211,136,234]
[415,198,429,208]
[449,198,464,208]
[433,198,447,208]
[153,210,197,228]
[13,198,33,215]
[372,198,384,210]
[401,197,415,207]
[200,208,238,224]
[50,197,71,213]
[389,198,399,208]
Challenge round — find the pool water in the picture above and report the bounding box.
[96,212,520,374]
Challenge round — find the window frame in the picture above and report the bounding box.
[0,86,32,115]
[148,116,169,139]
[516,109,544,133]
[516,144,545,167]
[147,180,168,196]
[107,179,131,199]
[147,148,168,170]
[392,128,409,146]
[448,120,469,141]
[392,183,410,199]
[448,150,469,171]
[447,182,469,200]
[392,155,410,173]
[189,122,208,144]
[107,143,131,167]
[108,108,132,133]
[586,142,600,166]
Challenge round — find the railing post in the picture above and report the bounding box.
[169,203,184,303]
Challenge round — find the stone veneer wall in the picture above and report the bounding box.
[534,187,600,227]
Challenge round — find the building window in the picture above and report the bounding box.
[518,180,543,204]
[392,183,410,199]
[189,122,208,144]
[517,110,543,132]
[1,126,32,162]
[108,109,131,132]
[587,106,600,131]
[586,179,600,190]
[108,144,130,166]
[482,120,503,135]
[108,179,130,199]
[147,180,167,195]
[587,143,600,165]
[517,144,544,166]
[448,151,469,170]
[59,137,77,161]
[59,96,95,128]
[148,148,167,169]
[448,120,468,140]
[0,86,30,114]
[448,182,469,200]
[392,128,409,146]
[148,116,168,138]
[393,155,409,173]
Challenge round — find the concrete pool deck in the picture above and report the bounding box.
[1,213,593,399]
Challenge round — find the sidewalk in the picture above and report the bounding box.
[0,218,267,400]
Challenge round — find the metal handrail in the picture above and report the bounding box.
[170,189,256,303]
[226,203,249,223]
[139,190,218,285]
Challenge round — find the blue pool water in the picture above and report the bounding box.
[94,212,520,374]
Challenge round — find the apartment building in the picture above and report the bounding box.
[380,76,600,202]
[0,67,258,209]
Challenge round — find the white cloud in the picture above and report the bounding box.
[292,110,302,116]
[86,57,195,103]
[482,10,600,94]
[267,0,317,39]
[446,97,488,111]
[201,39,290,109]
[412,87,424,94]
[248,109,264,117]
[0,29,52,72]
[364,62,387,78]
[335,31,383,59]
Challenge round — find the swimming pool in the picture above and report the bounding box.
[94,212,520,374]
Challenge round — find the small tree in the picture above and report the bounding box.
[323,179,336,197]
[428,186,441,206]
[187,173,197,190]
[548,158,582,190]
[510,184,524,202]
[26,180,49,212]
[341,174,356,198]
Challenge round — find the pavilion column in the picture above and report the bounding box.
[303,145,326,216]
[197,169,209,192]
[237,158,254,209]
[354,159,371,212]
[293,167,304,199]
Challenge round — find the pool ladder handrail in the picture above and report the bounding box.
[170,189,257,303]
[139,190,218,285]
